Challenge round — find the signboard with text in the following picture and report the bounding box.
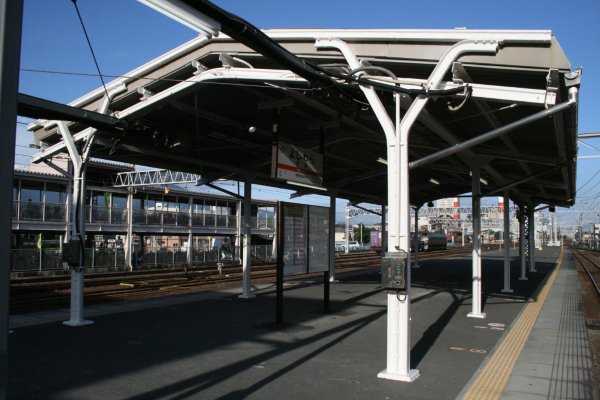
[272,141,323,187]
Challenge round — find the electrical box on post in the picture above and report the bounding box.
[381,251,407,291]
[62,240,81,265]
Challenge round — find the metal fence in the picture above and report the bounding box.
[10,244,276,274]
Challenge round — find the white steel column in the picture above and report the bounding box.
[58,85,124,326]
[501,191,513,293]
[125,188,134,271]
[56,121,92,327]
[381,204,387,257]
[329,194,337,282]
[413,207,420,268]
[518,205,527,280]
[468,161,486,319]
[235,199,242,259]
[187,197,193,265]
[345,204,350,254]
[64,157,93,326]
[316,37,498,383]
[239,180,254,298]
[528,208,537,272]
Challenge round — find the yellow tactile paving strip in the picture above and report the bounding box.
[460,248,564,400]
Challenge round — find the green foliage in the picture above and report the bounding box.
[353,223,372,243]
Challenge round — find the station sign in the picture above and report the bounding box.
[279,202,329,276]
[272,141,323,187]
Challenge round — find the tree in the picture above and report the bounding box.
[353,224,372,243]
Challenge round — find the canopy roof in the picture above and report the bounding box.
[30,29,579,207]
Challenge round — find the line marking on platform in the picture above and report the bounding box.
[460,248,563,400]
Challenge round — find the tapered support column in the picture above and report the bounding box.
[468,162,486,319]
[329,194,337,282]
[528,208,537,272]
[518,205,527,281]
[239,181,254,299]
[413,207,420,268]
[64,161,93,327]
[315,36,498,384]
[501,191,513,293]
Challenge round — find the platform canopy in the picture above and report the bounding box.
[29,28,579,207]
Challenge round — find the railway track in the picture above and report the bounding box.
[10,247,474,313]
[572,248,600,297]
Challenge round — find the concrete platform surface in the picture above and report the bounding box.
[7,247,575,399]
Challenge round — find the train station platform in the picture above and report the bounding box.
[7,247,597,399]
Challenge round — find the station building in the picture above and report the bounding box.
[11,160,275,274]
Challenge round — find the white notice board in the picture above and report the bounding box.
[281,202,329,276]
[273,141,323,187]
[283,203,307,276]
[308,206,329,273]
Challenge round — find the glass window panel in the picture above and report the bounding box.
[45,183,65,204]
[112,193,127,209]
[179,197,189,212]
[20,181,43,203]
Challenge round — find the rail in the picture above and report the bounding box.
[572,248,600,297]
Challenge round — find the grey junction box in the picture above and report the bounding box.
[381,251,408,291]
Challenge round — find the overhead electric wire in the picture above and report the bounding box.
[70,0,110,101]
[576,170,600,195]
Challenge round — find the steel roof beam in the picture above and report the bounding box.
[409,99,576,170]
[18,93,127,133]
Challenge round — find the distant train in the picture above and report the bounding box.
[414,232,448,251]
[370,231,448,253]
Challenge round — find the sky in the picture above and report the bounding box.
[15,0,600,227]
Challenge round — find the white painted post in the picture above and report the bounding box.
[125,188,134,271]
[345,204,350,254]
[63,157,93,326]
[329,194,337,282]
[187,197,193,265]
[413,207,420,269]
[315,37,499,383]
[528,208,537,272]
[502,191,513,293]
[239,181,254,298]
[468,161,486,319]
[518,205,527,280]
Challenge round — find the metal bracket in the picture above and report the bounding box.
[191,59,208,75]
[137,87,155,100]
[219,53,254,69]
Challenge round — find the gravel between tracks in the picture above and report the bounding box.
[573,249,600,399]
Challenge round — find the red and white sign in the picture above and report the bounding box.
[272,142,323,187]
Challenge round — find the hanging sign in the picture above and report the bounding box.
[272,141,323,187]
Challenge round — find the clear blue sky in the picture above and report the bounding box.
[16,0,600,226]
